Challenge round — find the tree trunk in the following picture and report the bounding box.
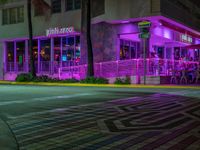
[86,0,94,77]
[27,0,36,77]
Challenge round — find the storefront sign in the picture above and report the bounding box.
[180,34,193,43]
[46,27,75,37]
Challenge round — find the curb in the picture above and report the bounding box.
[0,81,199,90]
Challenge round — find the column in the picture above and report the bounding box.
[38,39,40,74]
[14,41,17,72]
[25,40,29,72]
[50,37,54,75]
[3,42,7,74]
[60,37,63,68]
[74,35,76,66]
[116,35,120,61]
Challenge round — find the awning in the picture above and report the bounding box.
[184,44,200,49]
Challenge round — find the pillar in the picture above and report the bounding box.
[14,41,17,72]
[38,39,40,73]
[25,40,29,72]
[50,38,54,74]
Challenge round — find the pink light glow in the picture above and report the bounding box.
[120,34,140,42]
[118,23,138,34]
[121,20,130,24]
[153,26,173,40]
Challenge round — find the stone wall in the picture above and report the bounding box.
[81,22,140,64]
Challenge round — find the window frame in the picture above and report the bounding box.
[51,0,62,14]
[2,6,24,25]
[65,0,81,12]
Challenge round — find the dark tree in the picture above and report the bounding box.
[82,0,94,77]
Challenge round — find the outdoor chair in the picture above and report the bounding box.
[180,70,187,84]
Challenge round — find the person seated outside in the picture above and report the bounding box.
[187,64,195,83]
[180,63,188,84]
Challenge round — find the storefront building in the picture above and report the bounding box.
[0,0,200,84]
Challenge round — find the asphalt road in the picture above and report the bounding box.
[0,85,200,150]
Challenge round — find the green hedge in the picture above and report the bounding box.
[15,74,109,84]
[114,76,131,85]
[15,73,33,82]
[80,77,109,84]
[15,74,79,83]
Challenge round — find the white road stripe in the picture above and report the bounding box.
[0,93,93,106]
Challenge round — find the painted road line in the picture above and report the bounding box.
[7,97,139,120]
[0,93,93,106]
[6,101,105,120]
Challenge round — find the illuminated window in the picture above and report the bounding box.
[120,39,139,60]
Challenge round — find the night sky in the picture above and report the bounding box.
[189,0,200,7]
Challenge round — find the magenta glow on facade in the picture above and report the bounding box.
[2,17,200,82]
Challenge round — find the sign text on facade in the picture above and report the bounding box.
[46,27,75,37]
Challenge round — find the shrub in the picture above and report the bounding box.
[124,76,131,84]
[114,78,124,84]
[16,73,33,82]
[33,75,50,82]
[61,78,79,83]
[16,73,80,83]
[114,76,131,85]
[80,77,108,84]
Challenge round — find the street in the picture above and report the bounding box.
[0,85,200,150]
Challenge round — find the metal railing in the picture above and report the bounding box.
[5,59,199,80]
[59,59,199,79]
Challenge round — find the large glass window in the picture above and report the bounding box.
[174,47,181,60]
[16,41,25,64]
[32,40,38,61]
[16,41,25,71]
[28,40,39,72]
[153,46,164,59]
[51,0,61,13]
[7,42,14,62]
[120,39,139,60]
[54,37,61,62]
[194,49,200,61]
[40,39,51,61]
[61,36,80,66]
[62,36,74,66]
[166,48,172,59]
[75,36,81,64]
[40,39,51,72]
[6,42,14,72]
